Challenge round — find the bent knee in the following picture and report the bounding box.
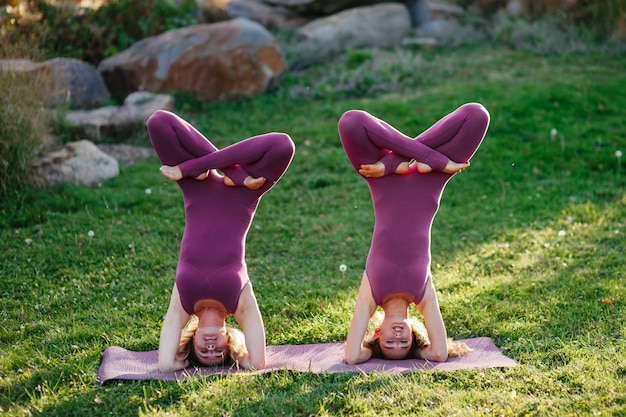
[338,109,368,127]
[338,110,371,138]
[460,102,490,122]
[278,133,296,156]
[267,132,295,160]
[146,109,175,130]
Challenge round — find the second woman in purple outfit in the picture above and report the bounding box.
[339,103,490,364]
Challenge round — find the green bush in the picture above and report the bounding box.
[0,31,53,201]
[479,0,626,41]
[578,0,626,41]
[0,67,49,199]
[0,0,200,65]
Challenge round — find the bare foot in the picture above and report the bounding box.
[160,165,182,181]
[359,161,410,178]
[195,170,210,180]
[223,175,236,187]
[416,162,433,174]
[442,160,469,174]
[416,160,468,174]
[224,175,266,190]
[359,161,385,178]
[244,176,266,189]
[395,161,410,175]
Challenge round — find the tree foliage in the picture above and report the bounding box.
[0,0,200,65]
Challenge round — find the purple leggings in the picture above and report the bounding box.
[147,110,295,314]
[338,103,490,304]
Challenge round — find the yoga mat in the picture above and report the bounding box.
[97,337,515,384]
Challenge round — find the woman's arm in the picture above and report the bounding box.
[415,280,449,362]
[233,283,266,370]
[158,284,191,372]
[344,273,378,364]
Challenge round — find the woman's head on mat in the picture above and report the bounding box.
[177,315,247,367]
[365,312,429,360]
[364,311,473,360]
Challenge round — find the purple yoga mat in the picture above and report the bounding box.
[97,337,515,384]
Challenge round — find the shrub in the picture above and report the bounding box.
[0,39,51,200]
[523,0,625,41]
[478,0,626,41]
[490,10,626,55]
[0,0,200,65]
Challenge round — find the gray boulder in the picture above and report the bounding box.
[0,57,110,109]
[98,18,286,102]
[29,140,119,187]
[297,3,412,51]
[65,92,174,142]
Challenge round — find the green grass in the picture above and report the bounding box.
[1,47,625,416]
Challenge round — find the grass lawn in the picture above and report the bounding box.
[1,46,625,416]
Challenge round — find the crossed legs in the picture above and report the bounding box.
[338,103,490,178]
[147,110,294,189]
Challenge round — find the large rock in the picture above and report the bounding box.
[97,18,286,102]
[0,57,110,109]
[297,3,412,50]
[29,140,119,187]
[65,92,174,142]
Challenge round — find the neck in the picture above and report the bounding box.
[195,301,227,327]
[381,294,410,317]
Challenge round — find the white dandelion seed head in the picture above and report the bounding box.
[25,238,33,244]
[550,128,558,138]
[339,264,347,272]
[88,230,95,237]
[558,230,566,237]
[145,188,152,194]
[616,150,623,158]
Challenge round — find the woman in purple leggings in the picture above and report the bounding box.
[340,103,490,364]
[147,110,295,372]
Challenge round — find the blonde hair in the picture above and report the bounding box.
[364,311,472,359]
[176,315,248,366]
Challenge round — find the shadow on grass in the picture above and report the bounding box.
[435,190,625,362]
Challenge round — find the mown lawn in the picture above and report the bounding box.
[1,47,625,416]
